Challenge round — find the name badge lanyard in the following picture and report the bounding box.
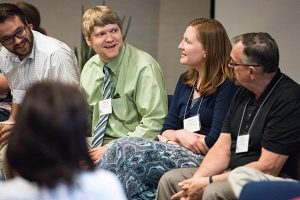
[183,86,203,132]
[236,75,284,153]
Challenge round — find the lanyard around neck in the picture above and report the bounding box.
[183,86,203,120]
[237,74,284,137]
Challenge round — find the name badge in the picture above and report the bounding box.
[183,115,201,132]
[236,134,249,153]
[99,98,112,116]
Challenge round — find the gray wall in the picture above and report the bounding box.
[2,0,300,92]
[1,0,210,94]
[215,0,300,83]
[157,0,210,93]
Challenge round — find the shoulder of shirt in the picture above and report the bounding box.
[0,176,38,199]
[276,74,300,97]
[0,46,9,58]
[81,54,101,74]
[123,42,159,68]
[78,169,121,188]
[33,31,72,55]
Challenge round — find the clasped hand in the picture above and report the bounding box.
[171,176,209,200]
[176,130,209,155]
[0,122,14,145]
[89,146,108,165]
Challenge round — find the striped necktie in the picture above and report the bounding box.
[92,64,112,148]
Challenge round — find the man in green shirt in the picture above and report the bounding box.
[80,5,167,164]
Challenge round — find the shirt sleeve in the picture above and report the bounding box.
[48,48,80,86]
[127,62,168,140]
[204,81,238,148]
[262,96,300,155]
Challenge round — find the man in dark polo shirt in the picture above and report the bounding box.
[155,32,300,200]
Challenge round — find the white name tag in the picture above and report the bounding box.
[236,134,249,153]
[183,115,201,133]
[99,98,112,116]
[12,89,26,104]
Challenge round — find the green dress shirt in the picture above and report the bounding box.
[80,43,167,145]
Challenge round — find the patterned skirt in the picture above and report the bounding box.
[98,137,204,200]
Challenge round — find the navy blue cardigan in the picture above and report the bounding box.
[161,74,238,148]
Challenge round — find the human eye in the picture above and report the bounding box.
[95,31,105,37]
[185,38,191,44]
[15,28,25,37]
[111,28,119,33]
[0,35,13,45]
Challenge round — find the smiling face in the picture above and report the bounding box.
[0,16,33,60]
[178,25,206,69]
[85,23,123,63]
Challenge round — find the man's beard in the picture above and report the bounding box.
[9,30,34,59]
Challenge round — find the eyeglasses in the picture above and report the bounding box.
[0,27,27,45]
[228,62,260,68]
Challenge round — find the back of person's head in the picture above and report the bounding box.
[232,32,279,73]
[183,18,233,96]
[15,1,47,35]
[82,5,122,38]
[0,3,27,24]
[6,81,94,187]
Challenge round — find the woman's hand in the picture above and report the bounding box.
[157,135,180,146]
[176,130,209,155]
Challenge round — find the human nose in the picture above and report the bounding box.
[105,32,113,42]
[14,36,23,44]
[178,40,184,50]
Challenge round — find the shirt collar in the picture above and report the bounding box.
[253,69,283,104]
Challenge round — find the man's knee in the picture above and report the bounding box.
[158,169,184,192]
[156,168,197,200]
[202,180,237,200]
[0,144,11,180]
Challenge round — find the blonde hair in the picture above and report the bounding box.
[183,18,233,96]
[82,5,122,38]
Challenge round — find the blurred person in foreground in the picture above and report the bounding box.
[0,81,127,200]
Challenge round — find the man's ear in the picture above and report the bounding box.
[28,24,33,30]
[249,66,258,80]
[85,37,92,47]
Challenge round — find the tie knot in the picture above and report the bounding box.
[103,65,111,76]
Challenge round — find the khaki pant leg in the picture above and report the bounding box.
[156,167,197,200]
[0,143,3,180]
[202,180,236,200]
[228,166,296,198]
[0,144,9,180]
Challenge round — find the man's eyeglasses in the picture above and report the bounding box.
[0,27,27,45]
[228,62,260,68]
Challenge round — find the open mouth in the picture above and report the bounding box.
[15,41,26,49]
[180,50,187,56]
[105,44,117,49]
